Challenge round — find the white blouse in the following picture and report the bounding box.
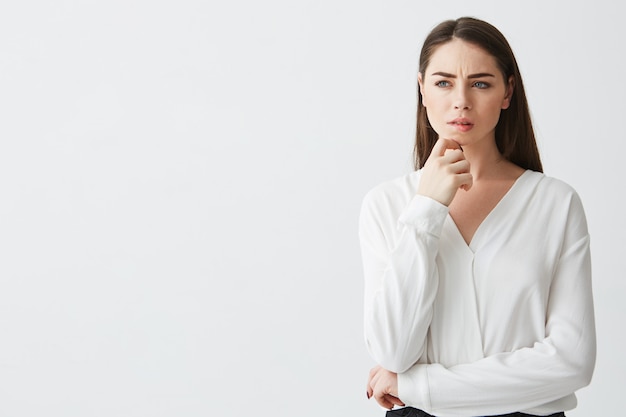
[359,170,596,417]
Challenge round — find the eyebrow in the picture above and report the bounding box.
[431,71,496,78]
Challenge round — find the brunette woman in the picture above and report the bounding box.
[360,17,595,417]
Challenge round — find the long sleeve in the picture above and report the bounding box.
[360,189,448,373]
[397,188,596,416]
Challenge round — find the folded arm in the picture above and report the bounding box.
[398,233,596,416]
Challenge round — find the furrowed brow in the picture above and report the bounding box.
[431,71,456,78]
[468,73,496,79]
[430,71,496,78]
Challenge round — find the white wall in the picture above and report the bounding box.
[0,1,622,416]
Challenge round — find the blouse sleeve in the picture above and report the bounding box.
[359,190,448,373]
[397,191,596,416]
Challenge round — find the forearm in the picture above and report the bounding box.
[398,334,595,416]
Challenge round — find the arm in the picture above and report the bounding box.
[397,197,596,415]
[359,191,447,373]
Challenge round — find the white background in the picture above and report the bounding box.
[0,1,623,416]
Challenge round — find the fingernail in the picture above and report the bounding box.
[366,391,370,399]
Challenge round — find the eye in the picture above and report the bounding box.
[435,80,451,88]
[473,81,490,89]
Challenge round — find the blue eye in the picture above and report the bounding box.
[435,80,450,87]
[473,81,489,89]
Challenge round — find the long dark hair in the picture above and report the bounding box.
[414,17,543,173]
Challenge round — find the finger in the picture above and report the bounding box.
[374,392,395,410]
[442,148,466,164]
[366,367,379,399]
[376,394,405,410]
[448,159,471,175]
[432,137,463,157]
[385,394,405,407]
[457,172,474,191]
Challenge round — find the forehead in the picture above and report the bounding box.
[426,38,500,76]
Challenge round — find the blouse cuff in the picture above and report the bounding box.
[398,364,431,410]
[398,194,449,238]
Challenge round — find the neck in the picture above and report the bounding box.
[461,139,508,181]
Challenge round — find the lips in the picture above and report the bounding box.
[448,118,473,126]
[448,118,474,132]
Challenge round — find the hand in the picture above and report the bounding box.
[417,138,473,206]
[366,365,405,410]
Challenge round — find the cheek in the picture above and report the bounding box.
[424,108,447,135]
[483,98,506,122]
[421,85,440,109]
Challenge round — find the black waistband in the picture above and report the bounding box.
[386,407,565,417]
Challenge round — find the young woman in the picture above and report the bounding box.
[360,17,595,417]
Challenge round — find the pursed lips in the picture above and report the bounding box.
[448,117,473,126]
[448,118,474,132]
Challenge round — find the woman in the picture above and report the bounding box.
[359,17,595,417]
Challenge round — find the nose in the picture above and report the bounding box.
[454,87,471,110]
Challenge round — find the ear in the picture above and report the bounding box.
[502,75,515,109]
[418,72,427,107]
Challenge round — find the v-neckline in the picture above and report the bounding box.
[446,170,530,252]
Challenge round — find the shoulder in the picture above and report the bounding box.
[361,171,421,214]
[528,170,589,237]
[359,171,423,244]
[531,171,585,208]
[533,171,578,195]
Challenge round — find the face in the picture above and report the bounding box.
[418,38,513,147]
